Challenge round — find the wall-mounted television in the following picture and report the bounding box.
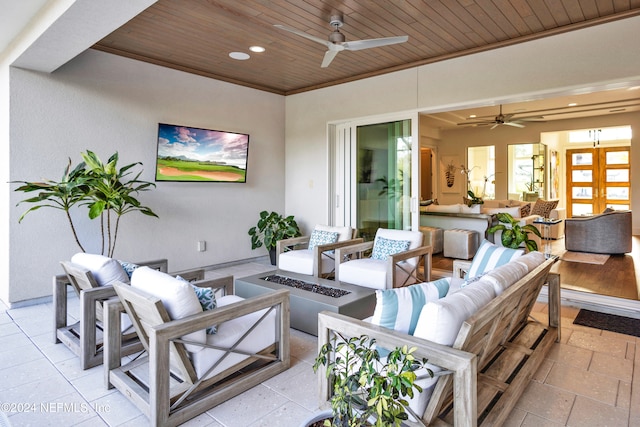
[155,123,249,183]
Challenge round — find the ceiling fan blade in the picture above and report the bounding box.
[457,120,493,126]
[343,35,408,51]
[504,122,525,128]
[321,50,339,68]
[274,24,330,47]
[490,123,500,130]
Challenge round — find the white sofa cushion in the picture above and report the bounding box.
[480,206,521,217]
[371,278,450,335]
[483,261,529,295]
[190,295,276,379]
[425,204,461,213]
[465,240,524,281]
[278,250,335,276]
[460,204,482,213]
[515,251,547,272]
[413,280,496,346]
[71,253,129,287]
[131,266,205,352]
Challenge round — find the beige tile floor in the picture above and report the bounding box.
[1,261,638,426]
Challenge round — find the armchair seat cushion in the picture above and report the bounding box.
[278,250,335,276]
[339,258,412,290]
[191,295,277,379]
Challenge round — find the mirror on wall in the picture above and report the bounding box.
[508,143,546,201]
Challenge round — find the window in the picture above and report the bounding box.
[466,146,495,199]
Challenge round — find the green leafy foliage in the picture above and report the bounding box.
[488,212,542,252]
[313,334,431,427]
[248,210,301,251]
[13,151,157,256]
[465,190,484,207]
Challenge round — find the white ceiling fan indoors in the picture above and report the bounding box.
[274,13,408,68]
[458,105,546,129]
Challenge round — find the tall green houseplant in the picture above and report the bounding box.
[248,210,301,264]
[13,150,158,257]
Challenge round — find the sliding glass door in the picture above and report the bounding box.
[331,115,419,241]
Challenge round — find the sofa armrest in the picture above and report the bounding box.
[452,260,472,279]
[549,208,566,221]
[387,245,433,286]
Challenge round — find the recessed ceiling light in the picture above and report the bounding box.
[469,114,476,118]
[249,46,265,53]
[568,103,578,107]
[229,52,250,60]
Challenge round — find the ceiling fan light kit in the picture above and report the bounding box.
[274,12,409,68]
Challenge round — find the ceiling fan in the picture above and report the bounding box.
[274,13,408,68]
[458,105,545,129]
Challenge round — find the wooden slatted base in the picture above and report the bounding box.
[440,321,557,427]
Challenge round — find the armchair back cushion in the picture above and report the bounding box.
[314,224,354,241]
[131,266,205,352]
[374,228,424,266]
[71,253,129,287]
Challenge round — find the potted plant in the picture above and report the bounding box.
[488,212,541,252]
[248,210,301,265]
[464,190,484,207]
[13,150,157,256]
[309,334,430,427]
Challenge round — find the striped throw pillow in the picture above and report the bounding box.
[465,240,524,281]
[371,278,450,335]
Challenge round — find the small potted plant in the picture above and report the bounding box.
[309,334,430,427]
[248,210,301,265]
[488,212,541,252]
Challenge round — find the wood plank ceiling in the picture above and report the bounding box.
[94,0,640,96]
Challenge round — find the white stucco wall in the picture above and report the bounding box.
[285,15,640,236]
[7,49,285,304]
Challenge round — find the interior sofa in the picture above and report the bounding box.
[565,210,632,254]
[420,199,565,252]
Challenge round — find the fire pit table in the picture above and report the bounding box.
[235,270,376,336]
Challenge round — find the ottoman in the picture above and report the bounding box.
[443,229,479,259]
[419,226,443,254]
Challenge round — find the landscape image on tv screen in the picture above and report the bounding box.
[155,123,249,182]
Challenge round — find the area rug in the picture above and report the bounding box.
[559,250,610,265]
[573,309,640,337]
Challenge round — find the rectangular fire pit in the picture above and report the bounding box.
[235,271,376,336]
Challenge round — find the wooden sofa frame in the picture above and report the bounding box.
[318,257,560,427]
[53,259,204,369]
[104,277,290,427]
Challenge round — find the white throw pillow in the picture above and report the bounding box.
[131,266,205,352]
[413,280,495,346]
[483,261,529,295]
[71,253,129,287]
[371,278,450,335]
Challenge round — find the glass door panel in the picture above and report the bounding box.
[356,119,412,240]
[566,146,630,216]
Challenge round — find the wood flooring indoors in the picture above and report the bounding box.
[432,236,640,301]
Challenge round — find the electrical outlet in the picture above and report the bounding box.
[197,241,206,252]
